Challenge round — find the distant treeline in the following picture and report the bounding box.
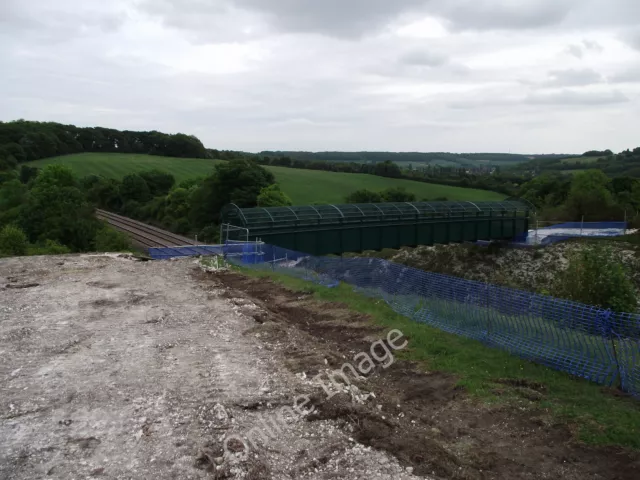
[0,120,208,170]
[260,150,568,165]
[517,148,640,177]
[255,154,520,196]
[256,155,403,177]
[583,150,613,157]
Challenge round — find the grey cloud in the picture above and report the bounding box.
[622,28,640,51]
[2,0,639,154]
[137,0,640,41]
[582,40,603,52]
[543,68,604,87]
[429,0,573,31]
[565,0,640,28]
[0,0,126,42]
[566,39,603,58]
[399,49,448,67]
[139,0,269,43]
[448,97,516,110]
[525,89,629,106]
[237,0,428,37]
[140,0,429,39]
[566,45,584,58]
[610,66,640,83]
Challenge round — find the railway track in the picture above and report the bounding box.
[95,209,197,249]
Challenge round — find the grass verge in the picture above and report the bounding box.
[231,264,640,450]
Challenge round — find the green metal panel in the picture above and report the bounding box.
[341,227,362,254]
[417,223,434,246]
[319,229,342,255]
[361,226,381,251]
[222,200,533,255]
[381,226,400,249]
[490,219,503,238]
[399,224,417,247]
[502,216,514,238]
[477,220,490,240]
[449,220,463,243]
[296,231,318,255]
[463,219,477,242]
[433,222,448,244]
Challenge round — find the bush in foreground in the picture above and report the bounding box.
[94,227,131,252]
[0,224,28,256]
[554,244,638,313]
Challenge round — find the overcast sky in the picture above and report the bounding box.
[1,0,639,153]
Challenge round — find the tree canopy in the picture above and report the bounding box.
[257,184,293,207]
[566,170,614,220]
[0,120,208,167]
[190,159,275,228]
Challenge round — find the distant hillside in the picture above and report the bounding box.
[0,120,208,172]
[514,148,640,177]
[27,153,505,204]
[260,151,571,167]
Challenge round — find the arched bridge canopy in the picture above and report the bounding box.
[222,200,532,231]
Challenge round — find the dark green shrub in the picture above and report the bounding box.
[554,245,637,312]
[0,224,28,256]
[28,240,71,256]
[94,227,131,252]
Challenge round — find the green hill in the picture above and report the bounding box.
[28,153,505,204]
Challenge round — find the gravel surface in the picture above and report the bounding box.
[0,254,427,480]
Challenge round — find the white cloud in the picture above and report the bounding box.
[0,0,639,153]
[399,49,449,67]
[543,68,605,87]
[610,65,640,83]
[525,89,629,105]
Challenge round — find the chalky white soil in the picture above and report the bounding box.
[0,254,426,480]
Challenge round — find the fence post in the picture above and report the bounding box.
[485,283,493,344]
[604,310,623,390]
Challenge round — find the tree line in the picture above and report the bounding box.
[259,150,563,165]
[0,120,208,172]
[519,170,640,223]
[515,148,640,177]
[0,157,291,256]
[0,164,131,256]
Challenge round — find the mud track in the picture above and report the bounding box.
[214,270,640,480]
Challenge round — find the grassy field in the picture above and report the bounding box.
[560,156,601,165]
[264,165,504,203]
[28,153,222,183]
[233,264,640,450]
[28,153,505,204]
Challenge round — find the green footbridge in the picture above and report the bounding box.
[221,199,533,256]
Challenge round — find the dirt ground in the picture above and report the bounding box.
[1,255,639,480]
[0,255,425,480]
[212,271,640,480]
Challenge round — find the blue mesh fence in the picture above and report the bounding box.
[149,245,225,260]
[541,221,627,230]
[227,243,640,397]
[506,221,629,247]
